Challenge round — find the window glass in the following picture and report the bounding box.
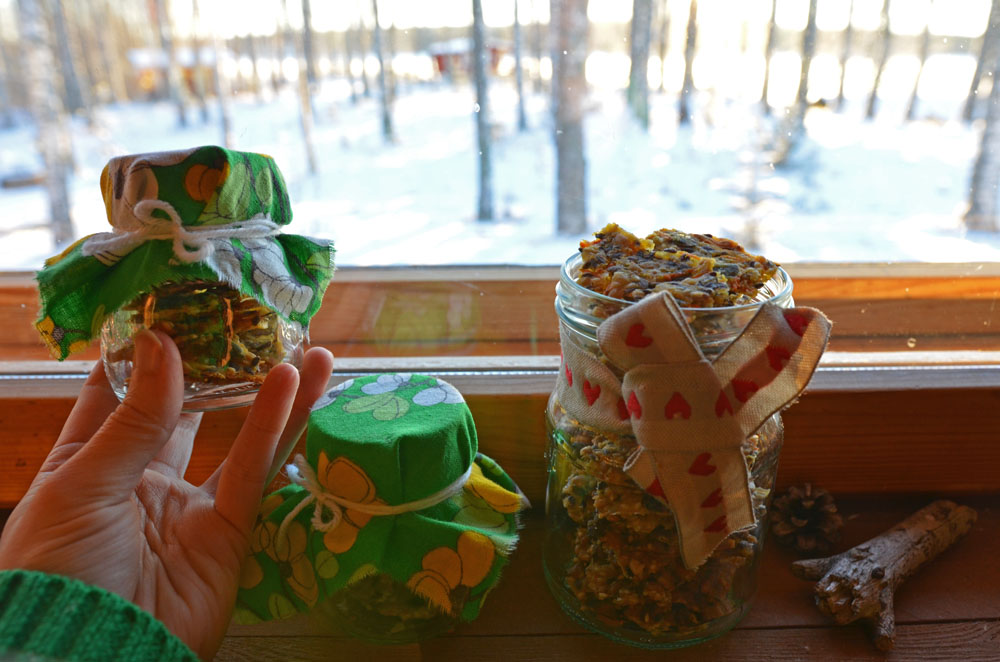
[3,0,1000,270]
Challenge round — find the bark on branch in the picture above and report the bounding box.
[791,500,977,651]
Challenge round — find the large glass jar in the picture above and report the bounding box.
[543,254,794,648]
[101,280,303,411]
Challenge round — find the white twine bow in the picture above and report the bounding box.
[82,199,281,265]
[276,454,475,543]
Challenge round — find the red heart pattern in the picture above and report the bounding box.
[715,390,733,417]
[583,379,601,406]
[564,364,573,387]
[625,323,654,348]
[766,345,792,371]
[700,488,723,509]
[646,477,666,499]
[627,392,642,418]
[688,452,717,476]
[664,392,692,420]
[732,379,758,403]
[783,311,810,336]
[704,515,728,533]
[617,397,630,420]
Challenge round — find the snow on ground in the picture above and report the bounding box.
[1,73,999,270]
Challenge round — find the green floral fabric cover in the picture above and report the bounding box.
[34,145,335,359]
[235,374,528,624]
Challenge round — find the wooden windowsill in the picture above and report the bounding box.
[218,495,1000,661]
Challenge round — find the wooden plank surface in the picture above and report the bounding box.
[219,496,999,661]
[6,266,1000,360]
[2,381,1000,509]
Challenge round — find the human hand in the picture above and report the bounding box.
[0,330,334,660]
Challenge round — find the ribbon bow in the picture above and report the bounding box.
[81,199,281,266]
[277,454,475,543]
[557,293,831,568]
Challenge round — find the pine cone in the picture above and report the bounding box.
[770,483,844,555]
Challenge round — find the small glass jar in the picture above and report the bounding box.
[101,280,303,411]
[543,254,793,648]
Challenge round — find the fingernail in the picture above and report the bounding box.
[134,329,163,375]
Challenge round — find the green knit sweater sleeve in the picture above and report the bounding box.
[0,570,198,662]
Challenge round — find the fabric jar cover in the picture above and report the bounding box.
[34,146,335,360]
[234,373,529,625]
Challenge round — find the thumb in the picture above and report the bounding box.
[71,329,184,496]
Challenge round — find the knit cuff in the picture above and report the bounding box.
[0,570,198,662]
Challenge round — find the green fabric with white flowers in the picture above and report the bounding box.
[234,374,527,626]
[34,145,334,359]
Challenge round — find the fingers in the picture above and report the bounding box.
[147,412,203,479]
[264,347,334,486]
[41,362,121,473]
[213,363,299,534]
[70,330,184,497]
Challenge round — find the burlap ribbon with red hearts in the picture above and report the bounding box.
[556,293,831,569]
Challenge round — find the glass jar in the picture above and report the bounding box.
[101,280,303,411]
[543,254,794,648]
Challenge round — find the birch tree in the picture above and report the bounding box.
[153,0,188,127]
[905,14,931,122]
[775,0,817,166]
[552,0,588,234]
[51,0,88,116]
[627,0,652,129]
[472,0,493,221]
[191,0,210,123]
[965,14,1000,231]
[865,0,891,120]
[18,0,74,246]
[835,0,854,111]
[678,0,697,125]
[964,0,1000,123]
[514,0,528,131]
[302,0,317,89]
[372,0,393,142]
[761,0,776,114]
[656,0,669,93]
[344,22,360,103]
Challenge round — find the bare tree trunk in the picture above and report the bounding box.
[372,0,394,142]
[965,13,1000,231]
[761,0,776,114]
[97,0,129,104]
[67,1,100,109]
[0,21,18,127]
[678,0,697,125]
[552,0,588,234]
[905,20,930,121]
[211,33,233,148]
[473,0,493,221]
[514,0,528,131]
[656,0,669,93]
[865,0,891,121]
[18,0,74,247]
[191,0,210,123]
[387,19,398,104]
[344,23,360,104]
[358,2,372,99]
[302,0,317,88]
[835,0,854,111]
[775,0,817,166]
[246,33,263,101]
[51,0,88,117]
[964,0,1000,123]
[627,0,653,129]
[282,0,317,173]
[532,0,545,93]
[153,0,188,127]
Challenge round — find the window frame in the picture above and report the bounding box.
[2,262,999,508]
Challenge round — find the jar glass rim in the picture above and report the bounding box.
[558,252,793,313]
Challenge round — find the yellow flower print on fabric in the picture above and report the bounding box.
[406,531,496,615]
[316,451,385,554]
[241,493,285,590]
[263,520,319,609]
[184,161,230,202]
[464,463,523,514]
[36,316,88,358]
